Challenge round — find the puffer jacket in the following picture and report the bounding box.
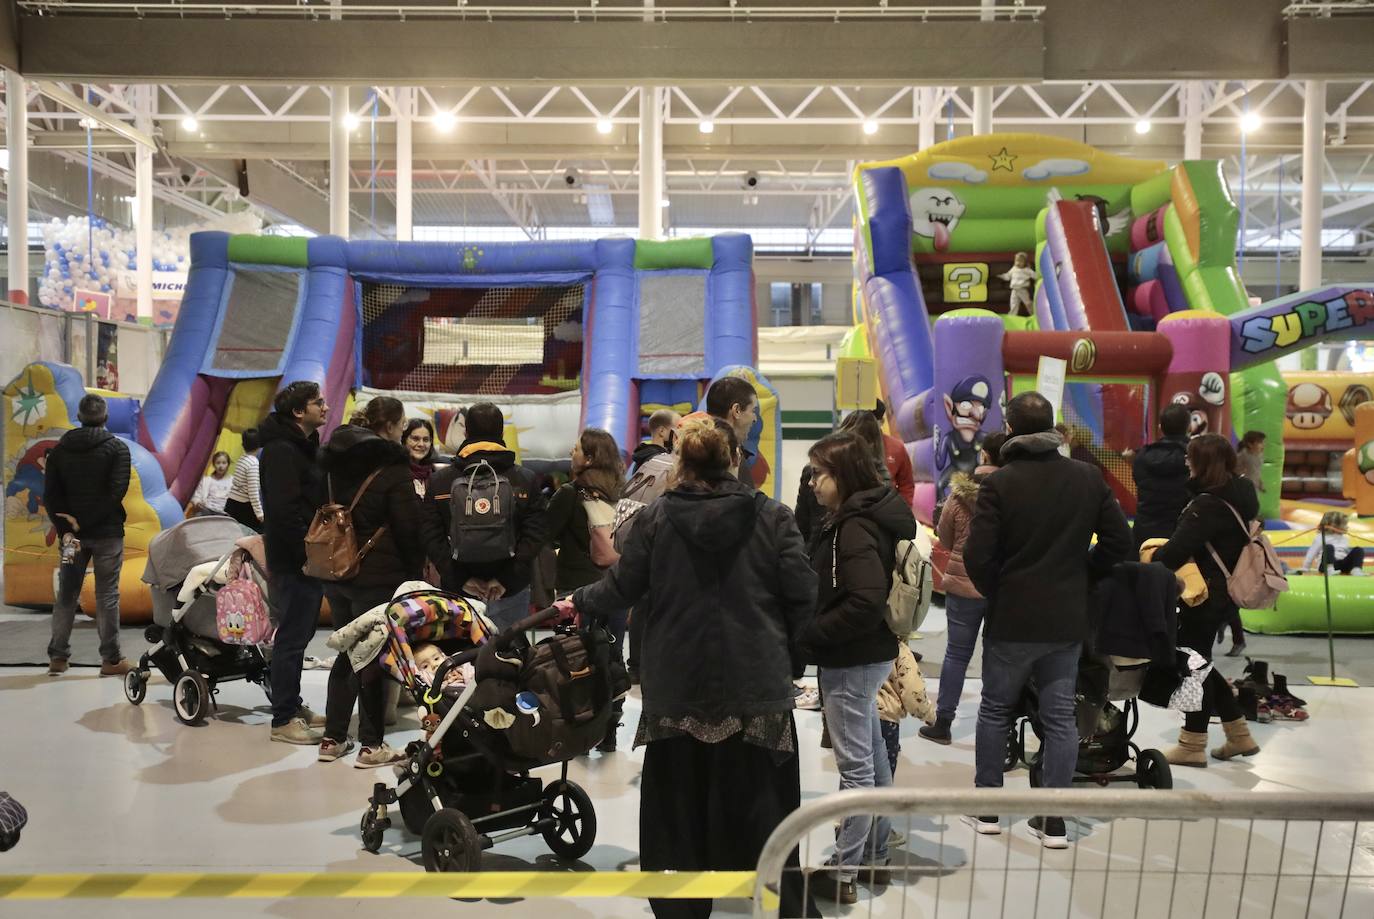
[935,471,984,599]
[318,425,426,590]
[258,411,324,574]
[1132,436,1190,546]
[1152,475,1261,619]
[802,486,917,669]
[573,478,816,721]
[43,426,131,540]
[876,643,934,724]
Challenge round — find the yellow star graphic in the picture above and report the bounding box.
[988,147,1017,172]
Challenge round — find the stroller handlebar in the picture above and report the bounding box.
[430,606,561,687]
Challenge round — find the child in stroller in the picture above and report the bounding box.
[342,594,625,872]
[128,516,271,725]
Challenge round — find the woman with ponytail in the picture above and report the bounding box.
[561,414,820,919]
[315,395,425,769]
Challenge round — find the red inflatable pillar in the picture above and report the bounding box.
[1157,311,1233,439]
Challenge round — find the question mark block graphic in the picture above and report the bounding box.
[942,263,989,303]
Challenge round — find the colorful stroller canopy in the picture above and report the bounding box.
[381,589,493,686]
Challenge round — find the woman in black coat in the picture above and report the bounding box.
[566,416,819,919]
[1153,433,1262,768]
[800,431,916,904]
[316,396,426,769]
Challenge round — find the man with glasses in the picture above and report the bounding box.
[259,381,330,744]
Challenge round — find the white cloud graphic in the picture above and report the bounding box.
[927,161,988,185]
[1023,158,1092,181]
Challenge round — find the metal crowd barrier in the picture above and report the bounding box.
[753,788,1374,919]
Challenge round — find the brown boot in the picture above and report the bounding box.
[1164,729,1209,768]
[48,658,69,676]
[99,659,132,677]
[1211,718,1260,761]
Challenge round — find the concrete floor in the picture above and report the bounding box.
[2,606,1373,918]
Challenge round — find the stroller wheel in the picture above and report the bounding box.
[1003,727,1022,772]
[1135,749,1173,790]
[540,780,596,860]
[421,808,482,873]
[123,669,147,706]
[0,831,17,853]
[173,671,210,726]
[359,808,389,854]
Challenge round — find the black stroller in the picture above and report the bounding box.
[129,515,272,725]
[1005,655,1172,790]
[349,599,626,871]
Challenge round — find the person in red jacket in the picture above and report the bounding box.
[874,399,915,506]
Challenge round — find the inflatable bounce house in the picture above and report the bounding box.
[848,133,1374,632]
[4,233,776,621]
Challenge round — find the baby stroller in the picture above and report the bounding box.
[130,515,272,725]
[350,595,624,871]
[1006,653,1172,790]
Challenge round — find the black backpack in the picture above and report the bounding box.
[502,626,629,763]
[449,460,517,564]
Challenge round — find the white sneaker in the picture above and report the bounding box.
[355,743,408,769]
[794,685,822,711]
[962,815,1001,836]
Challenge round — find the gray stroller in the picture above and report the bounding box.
[129,515,272,725]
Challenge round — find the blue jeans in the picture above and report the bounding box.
[937,594,987,723]
[484,587,532,632]
[974,639,1080,791]
[48,535,124,663]
[268,570,323,727]
[820,660,894,881]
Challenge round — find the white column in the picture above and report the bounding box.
[1300,79,1326,292]
[918,86,938,150]
[1183,81,1203,161]
[395,87,413,241]
[970,0,995,135]
[638,86,663,239]
[330,85,350,237]
[134,84,154,320]
[5,69,28,303]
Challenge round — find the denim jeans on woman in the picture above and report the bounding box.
[974,639,1080,790]
[936,593,987,724]
[819,660,894,881]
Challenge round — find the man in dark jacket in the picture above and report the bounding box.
[259,380,329,745]
[963,391,1132,848]
[706,375,759,490]
[44,394,132,677]
[1132,403,1192,547]
[629,408,680,474]
[421,402,546,630]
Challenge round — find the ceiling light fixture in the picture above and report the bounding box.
[596,118,614,135]
[433,111,456,133]
[699,119,715,134]
[343,112,361,131]
[1134,119,1151,135]
[862,120,879,136]
[1240,112,1262,134]
[181,115,199,132]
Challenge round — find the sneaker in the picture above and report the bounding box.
[1027,816,1069,849]
[99,659,132,677]
[860,859,892,887]
[355,743,408,769]
[962,815,1001,835]
[295,704,326,728]
[270,718,324,745]
[919,718,952,745]
[807,868,857,905]
[47,658,69,676]
[887,826,907,848]
[317,736,356,763]
[794,687,822,711]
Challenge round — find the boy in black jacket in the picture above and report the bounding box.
[260,380,330,745]
[1131,403,1191,547]
[963,392,1132,848]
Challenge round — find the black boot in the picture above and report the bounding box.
[597,703,623,754]
[1240,658,1271,693]
[1272,673,1307,707]
[1237,685,1260,722]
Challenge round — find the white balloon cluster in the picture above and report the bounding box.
[38,211,264,310]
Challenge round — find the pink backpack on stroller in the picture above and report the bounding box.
[216,564,273,645]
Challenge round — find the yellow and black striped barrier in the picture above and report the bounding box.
[0,871,776,905]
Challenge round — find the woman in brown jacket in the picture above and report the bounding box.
[920,433,1003,745]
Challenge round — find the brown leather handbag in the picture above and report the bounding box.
[302,468,387,581]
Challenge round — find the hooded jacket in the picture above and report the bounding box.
[420,439,546,596]
[882,433,917,506]
[935,470,986,600]
[1152,475,1260,618]
[258,411,325,574]
[317,425,426,590]
[43,426,131,540]
[573,478,816,721]
[802,486,917,669]
[963,430,1133,643]
[1131,436,1190,546]
[630,441,668,473]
